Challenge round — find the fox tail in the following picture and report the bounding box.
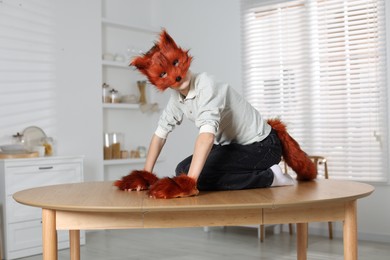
[267,118,317,180]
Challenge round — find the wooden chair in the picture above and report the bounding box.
[0,226,3,259]
[259,155,333,242]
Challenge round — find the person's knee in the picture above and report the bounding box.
[175,164,181,176]
[175,162,188,176]
[175,156,192,176]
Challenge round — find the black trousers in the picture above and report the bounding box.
[175,129,282,191]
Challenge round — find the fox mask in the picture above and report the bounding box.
[130,30,193,91]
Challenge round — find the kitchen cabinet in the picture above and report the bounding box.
[101,14,164,180]
[0,156,85,259]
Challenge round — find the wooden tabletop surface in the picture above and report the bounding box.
[13,179,374,213]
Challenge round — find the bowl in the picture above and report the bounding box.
[0,144,27,153]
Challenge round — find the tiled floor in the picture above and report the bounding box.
[19,226,390,260]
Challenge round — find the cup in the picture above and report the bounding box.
[32,146,45,157]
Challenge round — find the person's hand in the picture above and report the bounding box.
[114,170,159,191]
[148,174,199,199]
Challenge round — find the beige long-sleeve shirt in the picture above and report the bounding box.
[155,72,271,145]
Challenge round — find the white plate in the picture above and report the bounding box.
[22,126,47,149]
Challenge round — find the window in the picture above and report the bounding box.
[241,0,388,182]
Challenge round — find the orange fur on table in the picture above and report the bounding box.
[114,170,158,191]
[148,174,199,199]
[114,171,198,199]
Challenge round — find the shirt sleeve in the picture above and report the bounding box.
[195,74,225,135]
[154,95,184,139]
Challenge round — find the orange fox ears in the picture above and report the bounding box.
[130,29,193,91]
[158,29,178,50]
[130,45,159,74]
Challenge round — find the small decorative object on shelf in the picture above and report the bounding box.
[137,146,146,158]
[120,150,129,159]
[130,150,140,158]
[137,80,147,104]
[114,54,125,62]
[109,88,121,103]
[102,83,111,103]
[102,53,114,61]
[41,137,55,156]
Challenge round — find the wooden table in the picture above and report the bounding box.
[13,179,374,260]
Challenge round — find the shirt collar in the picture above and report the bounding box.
[178,73,196,103]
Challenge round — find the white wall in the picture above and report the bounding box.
[102,0,153,26]
[54,0,102,181]
[54,0,157,181]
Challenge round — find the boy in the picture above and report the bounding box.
[115,30,315,198]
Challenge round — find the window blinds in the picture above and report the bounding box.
[241,0,388,182]
[0,0,56,144]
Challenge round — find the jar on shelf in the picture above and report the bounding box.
[137,146,146,158]
[110,89,121,103]
[111,132,123,159]
[120,150,129,159]
[103,133,112,160]
[102,83,111,103]
[41,137,55,156]
[137,80,147,104]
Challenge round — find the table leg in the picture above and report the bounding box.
[70,230,80,260]
[344,200,358,260]
[296,223,308,260]
[42,209,58,260]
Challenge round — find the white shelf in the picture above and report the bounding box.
[104,158,145,165]
[103,103,140,109]
[101,9,161,180]
[103,158,164,166]
[102,60,130,69]
[101,18,158,34]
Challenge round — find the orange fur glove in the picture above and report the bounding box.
[148,174,199,199]
[114,170,159,191]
